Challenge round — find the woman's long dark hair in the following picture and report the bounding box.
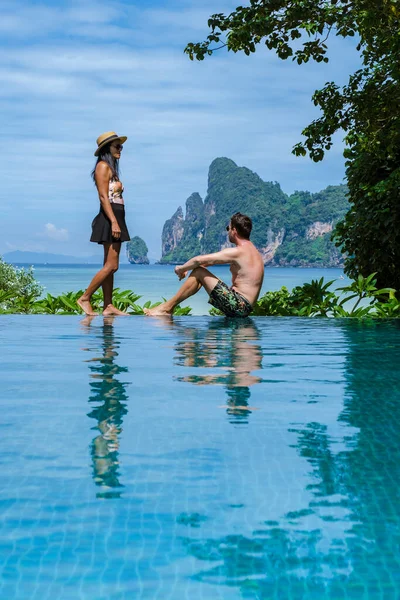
[91,143,120,183]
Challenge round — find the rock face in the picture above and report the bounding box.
[306,221,333,241]
[160,158,349,266]
[160,195,204,263]
[260,229,286,263]
[126,236,149,264]
[161,207,184,258]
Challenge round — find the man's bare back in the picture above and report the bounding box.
[229,241,264,305]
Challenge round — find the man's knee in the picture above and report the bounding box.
[191,266,207,280]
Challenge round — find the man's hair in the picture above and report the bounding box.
[230,212,252,239]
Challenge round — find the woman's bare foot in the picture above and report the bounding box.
[103,304,130,316]
[143,303,174,317]
[81,315,96,327]
[77,297,98,316]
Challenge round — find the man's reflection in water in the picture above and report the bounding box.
[175,321,400,597]
[81,316,130,499]
[173,318,262,423]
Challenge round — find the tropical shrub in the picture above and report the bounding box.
[0,258,43,310]
[252,287,297,316]
[253,274,398,318]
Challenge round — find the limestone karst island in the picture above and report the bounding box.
[157,158,348,267]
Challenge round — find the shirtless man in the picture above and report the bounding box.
[144,212,264,318]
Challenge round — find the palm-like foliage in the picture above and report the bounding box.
[335,273,394,316]
[254,275,399,318]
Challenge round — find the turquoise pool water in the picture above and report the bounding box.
[1,316,400,599]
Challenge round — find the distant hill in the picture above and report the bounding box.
[3,250,130,265]
[160,157,349,267]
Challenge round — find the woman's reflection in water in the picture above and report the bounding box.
[173,318,262,423]
[81,315,130,499]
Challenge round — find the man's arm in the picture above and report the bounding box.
[175,248,240,279]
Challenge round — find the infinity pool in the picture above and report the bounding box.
[1,316,400,599]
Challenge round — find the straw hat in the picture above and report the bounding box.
[94,131,127,156]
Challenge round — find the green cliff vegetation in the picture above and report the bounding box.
[126,236,149,264]
[274,236,340,267]
[161,158,348,266]
[202,158,288,255]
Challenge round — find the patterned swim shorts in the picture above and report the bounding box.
[208,281,253,318]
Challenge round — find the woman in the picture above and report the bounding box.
[78,131,131,316]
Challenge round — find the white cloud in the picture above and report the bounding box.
[44,224,69,242]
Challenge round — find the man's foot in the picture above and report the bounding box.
[144,303,173,317]
[103,304,130,316]
[77,297,98,316]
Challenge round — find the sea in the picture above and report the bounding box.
[24,264,349,315]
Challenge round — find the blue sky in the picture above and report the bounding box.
[0,0,360,260]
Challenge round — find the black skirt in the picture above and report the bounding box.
[90,203,130,244]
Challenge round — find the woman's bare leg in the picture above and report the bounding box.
[102,243,115,309]
[102,271,114,308]
[102,244,130,316]
[78,242,121,316]
[144,267,219,316]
